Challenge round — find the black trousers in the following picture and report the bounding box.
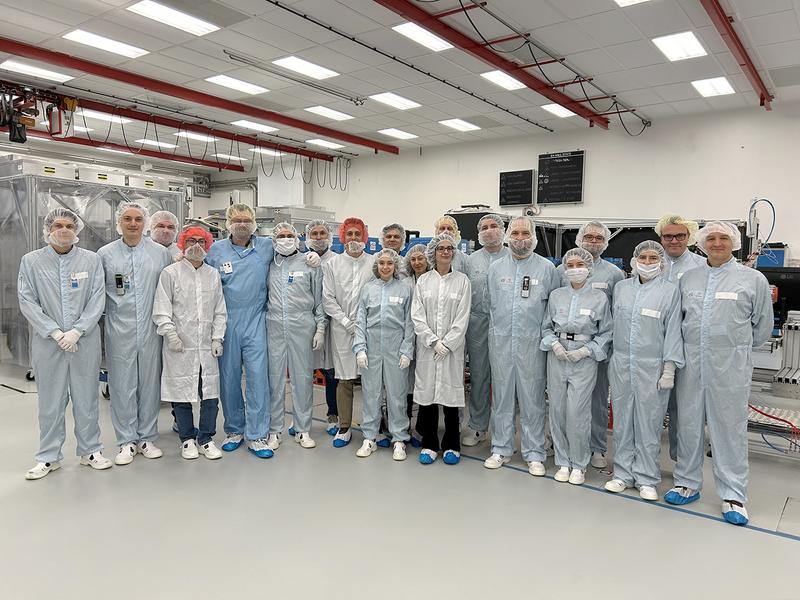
[417,404,460,453]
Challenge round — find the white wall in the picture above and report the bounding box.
[312,101,800,251]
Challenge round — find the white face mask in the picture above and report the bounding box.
[306,238,329,253]
[636,262,662,280]
[49,229,77,248]
[184,245,207,261]
[565,267,590,284]
[478,228,503,248]
[230,222,255,240]
[275,237,298,256]
[346,241,365,254]
[509,238,533,257]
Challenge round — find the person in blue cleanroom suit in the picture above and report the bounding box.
[461,213,509,448]
[557,220,624,469]
[98,201,172,466]
[266,222,326,452]
[353,248,415,461]
[665,221,773,526]
[543,247,613,486]
[605,241,684,501]
[18,207,112,480]
[205,203,275,459]
[483,216,559,476]
[655,214,705,462]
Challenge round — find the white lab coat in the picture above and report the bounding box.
[411,268,471,407]
[322,250,374,380]
[152,259,227,403]
[313,249,337,370]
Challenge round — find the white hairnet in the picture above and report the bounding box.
[505,215,538,249]
[562,247,594,273]
[655,214,699,246]
[371,247,402,279]
[271,221,298,240]
[630,240,667,275]
[577,220,610,255]
[426,233,457,269]
[42,207,83,243]
[478,213,505,232]
[150,210,179,228]
[696,221,742,253]
[305,219,332,239]
[115,201,151,235]
[405,243,429,277]
[434,215,461,244]
[225,203,255,229]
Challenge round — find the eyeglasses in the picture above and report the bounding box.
[184,238,206,246]
[582,235,605,242]
[436,246,454,253]
[662,233,688,242]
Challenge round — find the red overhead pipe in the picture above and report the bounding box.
[4,128,246,171]
[698,0,774,110]
[433,2,486,19]
[0,37,400,153]
[372,0,609,129]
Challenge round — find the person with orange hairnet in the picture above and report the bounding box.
[153,226,227,460]
[322,217,374,448]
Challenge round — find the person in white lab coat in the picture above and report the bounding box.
[152,226,227,460]
[411,234,472,465]
[322,217,374,448]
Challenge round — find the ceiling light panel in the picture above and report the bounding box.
[0,60,73,83]
[392,22,453,52]
[127,1,219,36]
[541,104,576,118]
[205,75,268,95]
[135,138,177,149]
[304,106,354,121]
[439,119,480,132]
[213,153,247,161]
[480,70,525,90]
[63,30,148,58]
[174,131,218,142]
[306,139,344,149]
[369,92,420,110]
[652,31,707,62]
[75,109,132,124]
[230,120,278,133]
[378,128,418,140]
[250,148,286,157]
[272,56,339,80]
[691,76,735,97]
[614,0,651,6]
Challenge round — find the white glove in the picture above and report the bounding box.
[433,341,449,362]
[356,351,369,369]
[551,342,568,361]
[166,330,184,352]
[657,361,676,390]
[399,355,411,370]
[341,316,355,336]
[51,329,64,343]
[211,339,224,357]
[566,346,591,363]
[58,329,81,353]
[305,251,321,268]
[312,330,325,351]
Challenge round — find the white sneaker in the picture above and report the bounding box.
[356,439,378,458]
[568,468,585,485]
[639,485,658,501]
[484,453,511,469]
[554,466,570,482]
[181,439,199,460]
[605,479,628,493]
[590,452,607,469]
[25,461,60,480]
[138,441,163,459]
[80,452,112,470]
[392,442,407,461]
[295,432,316,449]
[115,443,136,465]
[267,433,282,450]
[199,441,222,460]
[461,428,487,447]
[528,461,546,477]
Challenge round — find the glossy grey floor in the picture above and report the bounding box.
[1,363,798,600]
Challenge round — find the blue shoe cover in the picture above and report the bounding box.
[664,487,700,505]
[326,425,338,436]
[409,436,422,448]
[288,427,296,437]
[443,450,460,465]
[722,502,748,526]
[332,436,351,448]
[419,452,435,465]
[221,439,243,452]
[248,447,274,459]
[376,437,391,448]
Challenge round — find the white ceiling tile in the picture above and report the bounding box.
[531,21,599,55]
[622,0,695,38]
[204,30,287,61]
[9,0,96,25]
[331,0,405,27]
[742,11,800,46]
[676,0,714,28]
[627,63,683,87]
[134,54,211,80]
[0,6,71,35]
[350,67,410,91]
[488,0,566,29]
[564,49,623,75]
[293,0,385,36]
[392,86,448,106]
[160,47,233,73]
[670,55,731,80]
[228,19,316,53]
[216,0,278,16]
[693,26,730,55]
[670,98,712,114]
[703,93,748,111]
[606,39,667,69]
[547,0,616,20]
[124,62,195,85]
[714,52,744,76]
[0,22,52,45]
[614,87,663,106]
[293,47,367,75]
[374,62,431,86]
[259,7,341,45]
[638,103,678,119]
[78,19,175,50]
[727,0,794,19]
[419,81,471,101]
[102,11,197,44]
[323,38,392,67]
[653,82,697,102]
[573,11,643,46]
[39,38,132,66]
[754,39,800,68]
[357,29,434,60]
[593,69,649,92]
[44,0,118,15]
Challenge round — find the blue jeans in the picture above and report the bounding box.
[322,368,338,417]
[173,400,219,445]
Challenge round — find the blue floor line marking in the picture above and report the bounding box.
[305,414,800,543]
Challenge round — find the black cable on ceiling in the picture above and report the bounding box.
[458,0,530,54]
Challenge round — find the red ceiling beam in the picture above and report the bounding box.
[0,37,400,153]
[698,0,774,110]
[433,2,486,19]
[372,0,609,129]
[479,33,528,47]
[511,58,563,70]
[3,128,246,171]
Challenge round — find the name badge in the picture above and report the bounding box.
[221,261,233,274]
[579,308,594,317]
[73,271,89,280]
[499,276,513,284]
[529,278,539,286]
[290,271,305,278]
[389,296,403,304]
[592,282,609,290]
[641,308,661,319]
[715,291,738,300]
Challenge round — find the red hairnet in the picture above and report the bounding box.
[178,226,213,252]
[338,217,368,245]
